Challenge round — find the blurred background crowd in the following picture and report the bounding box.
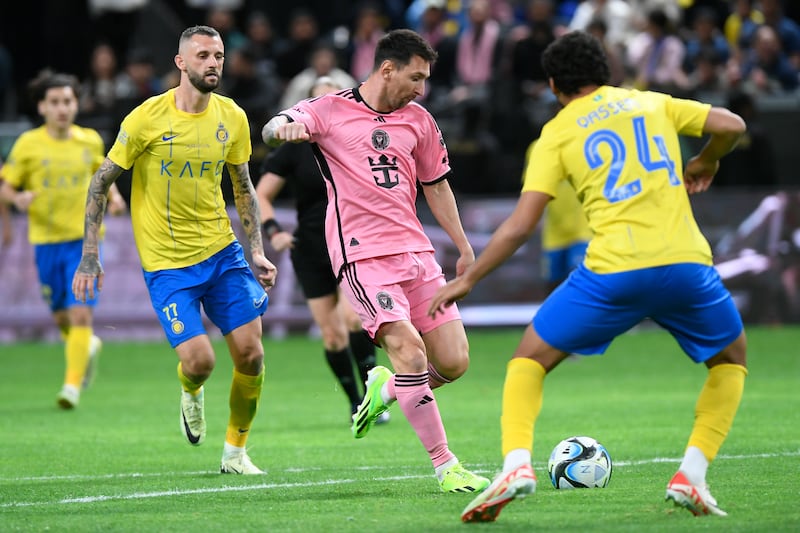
[0,0,799,198]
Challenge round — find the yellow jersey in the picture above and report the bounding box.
[1,125,104,244]
[108,89,252,271]
[524,140,592,251]
[522,86,712,273]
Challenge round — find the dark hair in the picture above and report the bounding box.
[373,29,437,70]
[541,31,610,96]
[28,70,80,103]
[180,25,220,45]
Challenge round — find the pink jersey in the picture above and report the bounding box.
[280,87,451,277]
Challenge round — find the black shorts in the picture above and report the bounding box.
[290,228,337,299]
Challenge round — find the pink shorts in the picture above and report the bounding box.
[339,251,461,339]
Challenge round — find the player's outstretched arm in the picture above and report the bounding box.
[72,158,123,302]
[427,191,549,317]
[229,162,277,290]
[421,179,474,276]
[261,115,310,148]
[684,107,746,195]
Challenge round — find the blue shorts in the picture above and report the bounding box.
[542,241,589,283]
[143,242,268,348]
[533,263,743,363]
[34,240,100,312]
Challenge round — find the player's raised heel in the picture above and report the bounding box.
[665,470,727,517]
[180,387,206,446]
[461,464,537,523]
[351,366,392,439]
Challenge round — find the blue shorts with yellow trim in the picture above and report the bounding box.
[34,239,100,312]
[533,263,742,363]
[143,242,268,348]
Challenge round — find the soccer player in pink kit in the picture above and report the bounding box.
[262,28,489,493]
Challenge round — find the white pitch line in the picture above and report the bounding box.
[1,451,798,508]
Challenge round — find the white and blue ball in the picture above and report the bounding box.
[547,435,612,489]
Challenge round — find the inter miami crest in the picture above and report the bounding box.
[376,291,394,310]
[371,129,390,150]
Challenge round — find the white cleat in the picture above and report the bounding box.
[220,451,265,474]
[665,471,728,517]
[57,384,80,410]
[180,388,206,446]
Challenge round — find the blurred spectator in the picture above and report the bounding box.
[509,0,558,133]
[88,0,148,71]
[759,0,800,70]
[568,0,634,48]
[683,8,730,75]
[723,0,763,57]
[736,25,799,94]
[406,0,513,38]
[627,9,691,95]
[418,0,449,49]
[221,44,281,132]
[274,9,321,83]
[346,2,387,81]
[79,43,119,120]
[713,90,777,188]
[688,48,730,96]
[206,7,248,52]
[420,1,458,104]
[244,11,284,74]
[278,44,357,110]
[430,0,504,140]
[629,0,683,32]
[113,48,163,122]
[586,18,626,87]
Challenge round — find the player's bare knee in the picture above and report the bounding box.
[319,323,348,351]
[183,355,215,380]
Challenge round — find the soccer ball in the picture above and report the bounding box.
[547,435,612,489]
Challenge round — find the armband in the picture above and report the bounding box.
[262,218,284,239]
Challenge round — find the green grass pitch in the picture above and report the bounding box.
[1,326,798,532]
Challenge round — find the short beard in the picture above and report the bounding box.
[187,70,218,93]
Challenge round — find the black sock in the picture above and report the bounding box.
[350,329,377,386]
[324,348,361,409]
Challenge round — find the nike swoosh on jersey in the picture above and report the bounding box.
[162,134,178,141]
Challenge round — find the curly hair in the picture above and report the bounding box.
[541,31,610,96]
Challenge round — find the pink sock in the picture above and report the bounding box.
[427,363,453,389]
[394,372,454,468]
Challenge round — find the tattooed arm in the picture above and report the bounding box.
[72,158,123,302]
[228,162,277,289]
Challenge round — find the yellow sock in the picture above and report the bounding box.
[59,325,69,342]
[64,326,91,387]
[501,358,546,457]
[688,363,748,461]
[177,362,203,394]
[226,368,265,447]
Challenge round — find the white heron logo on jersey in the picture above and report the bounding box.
[371,129,390,150]
[368,154,399,189]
